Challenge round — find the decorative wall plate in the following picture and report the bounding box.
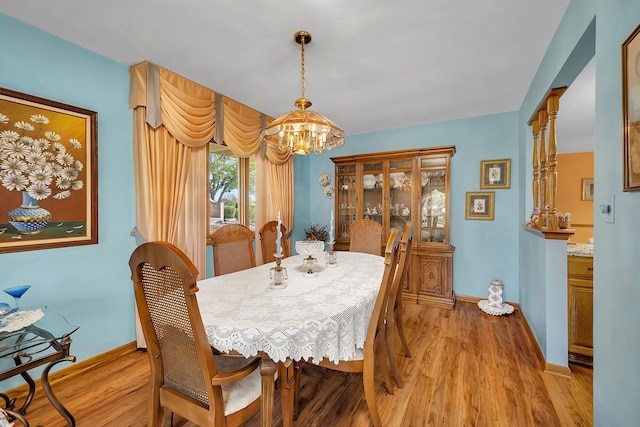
[324,185,335,199]
[318,172,331,187]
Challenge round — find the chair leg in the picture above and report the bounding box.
[375,338,394,395]
[362,355,382,427]
[395,296,411,358]
[385,313,404,388]
[293,361,302,417]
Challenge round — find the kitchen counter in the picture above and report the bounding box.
[567,243,593,257]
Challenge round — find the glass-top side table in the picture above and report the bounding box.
[0,308,78,427]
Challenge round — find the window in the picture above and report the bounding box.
[209,143,256,231]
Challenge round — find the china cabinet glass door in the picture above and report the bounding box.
[389,158,413,234]
[419,156,449,244]
[362,162,383,226]
[336,164,357,239]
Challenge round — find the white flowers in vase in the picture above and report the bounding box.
[0,113,84,201]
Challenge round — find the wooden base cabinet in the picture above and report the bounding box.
[567,255,593,366]
[332,146,456,309]
[404,246,455,309]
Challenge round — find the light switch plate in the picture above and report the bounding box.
[605,194,615,223]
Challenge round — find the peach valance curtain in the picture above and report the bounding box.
[129,60,295,272]
[129,61,213,278]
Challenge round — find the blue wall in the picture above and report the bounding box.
[519,0,640,424]
[295,112,522,302]
[0,15,135,384]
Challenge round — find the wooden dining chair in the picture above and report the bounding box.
[298,230,401,427]
[129,241,275,427]
[385,225,413,389]
[258,220,290,264]
[209,224,257,276]
[349,219,384,256]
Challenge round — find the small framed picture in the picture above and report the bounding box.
[480,159,511,189]
[465,192,495,220]
[582,178,594,201]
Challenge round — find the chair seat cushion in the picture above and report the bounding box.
[215,356,277,416]
[215,356,262,415]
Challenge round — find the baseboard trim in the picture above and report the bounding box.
[544,362,573,377]
[5,341,138,399]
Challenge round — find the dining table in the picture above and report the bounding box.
[196,250,385,427]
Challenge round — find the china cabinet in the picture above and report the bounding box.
[331,146,456,309]
[567,255,593,365]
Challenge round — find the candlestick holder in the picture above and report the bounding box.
[270,253,288,289]
[302,255,318,277]
[326,243,337,267]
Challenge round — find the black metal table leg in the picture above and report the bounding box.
[40,356,76,427]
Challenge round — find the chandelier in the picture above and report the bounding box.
[261,31,344,156]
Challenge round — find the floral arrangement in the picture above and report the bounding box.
[304,224,328,241]
[0,112,83,201]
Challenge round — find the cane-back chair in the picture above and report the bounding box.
[298,230,401,427]
[209,224,257,276]
[386,225,413,389]
[129,241,275,427]
[258,220,290,264]
[349,219,384,256]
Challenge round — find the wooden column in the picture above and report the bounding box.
[546,93,561,231]
[531,119,540,212]
[538,109,549,229]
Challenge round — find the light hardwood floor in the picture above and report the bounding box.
[6,301,592,426]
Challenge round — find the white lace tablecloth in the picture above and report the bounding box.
[0,309,44,333]
[197,252,385,364]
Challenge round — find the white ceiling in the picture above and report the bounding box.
[2,0,592,145]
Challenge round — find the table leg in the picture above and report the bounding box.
[40,356,76,427]
[278,360,295,427]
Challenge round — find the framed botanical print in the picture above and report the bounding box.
[0,87,98,253]
[465,191,495,220]
[623,24,640,191]
[480,159,511,189]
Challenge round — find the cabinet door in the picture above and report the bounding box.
[419,156,450,245]
[389,158,414,235]
[362,161,384,227]
[336,163,357,246]
[568,277,593,357]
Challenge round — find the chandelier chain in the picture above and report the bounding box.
[300,38,306,99]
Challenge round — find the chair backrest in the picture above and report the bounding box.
[259,220,290,263]
[349,219,384,256]
[209,224,257,276]
[129,241,226,424]
[389,225,413,306]
[364,230,401,359]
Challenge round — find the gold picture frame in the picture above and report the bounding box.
[623,24,640,191]
[0,87,98,253]
[480,158,511,189]
[582,178,594,201]
[465,191,495,220]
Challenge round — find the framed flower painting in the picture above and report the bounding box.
[0,87,98,253]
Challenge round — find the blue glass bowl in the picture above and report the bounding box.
[0,302,16,318]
